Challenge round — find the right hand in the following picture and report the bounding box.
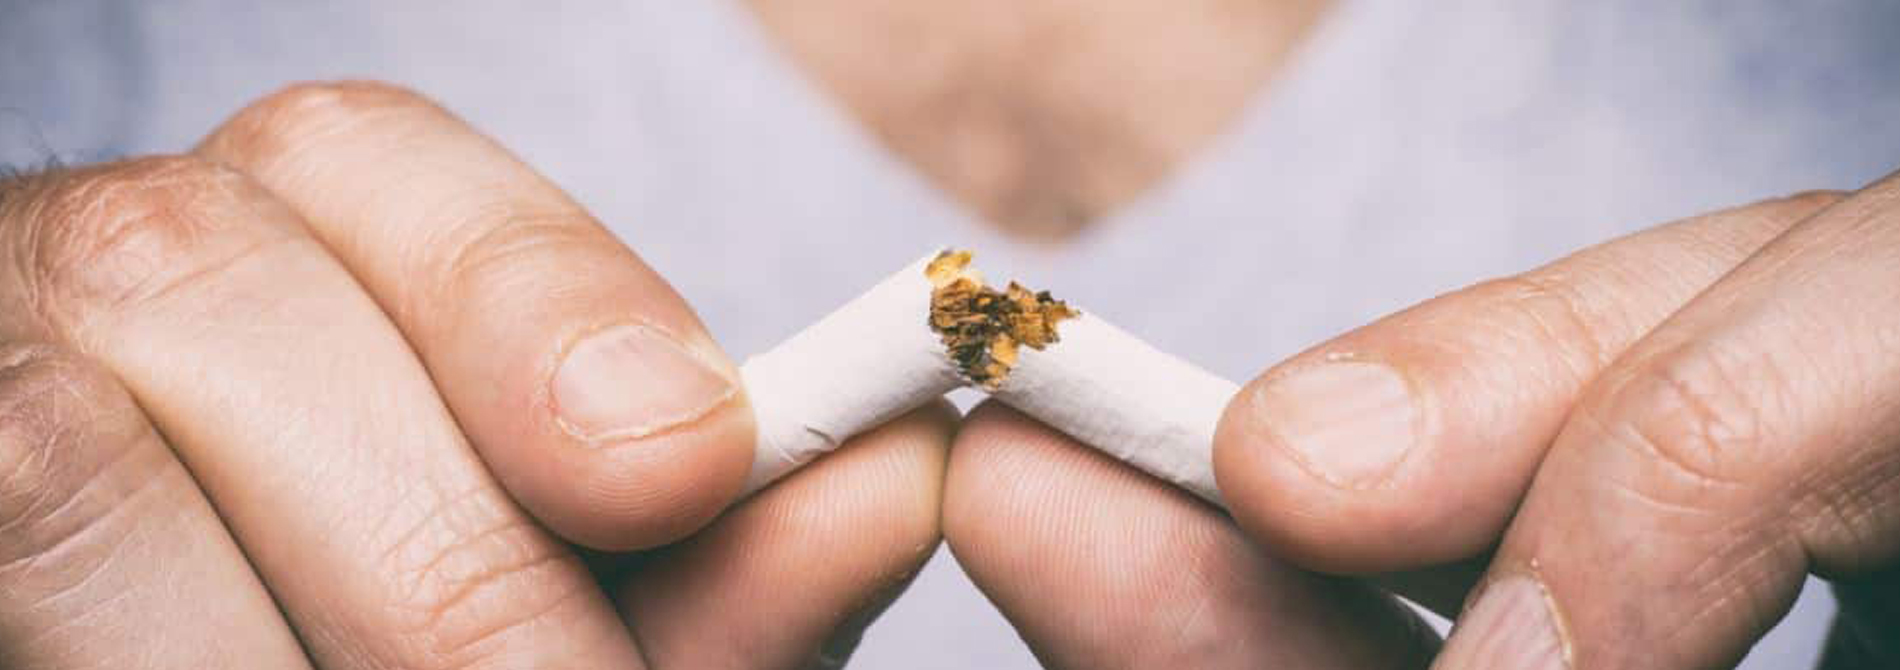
[941,183,1900,668]
[0,81,951,669]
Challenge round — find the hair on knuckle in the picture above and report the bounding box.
[0,344,145,544]
[12,156,299,321]
[0,158,72,212]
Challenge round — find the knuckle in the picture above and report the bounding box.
[15,155,290,317]
[1769,189,1849,214]
[428,208,600,314]
[209,79,441,161]
[1696,190,1847,239]
[0,343,151,561]
[378,488,593,667]
[1467,274,1615,372]
[1586,346,1781,493]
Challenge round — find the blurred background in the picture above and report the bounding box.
[6,1,1900,667]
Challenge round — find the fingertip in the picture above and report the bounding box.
[944,401,1439,669]
[944,401,1087,536]
[482,284,758,551]
[751,399,957,550]
[507,379,757,552]
[616,402,956,669]
[1213,359,1504,576]
[911,396,964,434]
[949,399,1027,457]
[1213,369,1393,573]
[877,398,959,508]
[533,394,957,553]
[878,396,960,458]
[946,399,1230,570]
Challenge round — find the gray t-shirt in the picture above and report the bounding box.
[7,1,1900,667]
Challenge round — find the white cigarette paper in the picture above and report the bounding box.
[738,254,963,493]
[993,315,1238,506]
[737,250,1239,506]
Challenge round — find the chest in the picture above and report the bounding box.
[743,0,1329,238]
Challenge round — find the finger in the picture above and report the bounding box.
[1436,173,1900,668]
[0,342,310,669]
[0,157,642,668]
[1214,191,1845,574]
[196,81,752,550]
[615,402,955,669]
[946,401,1439,670]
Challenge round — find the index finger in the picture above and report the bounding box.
[197,81,754,550]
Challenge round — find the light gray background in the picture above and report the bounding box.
[6,1,1900,667]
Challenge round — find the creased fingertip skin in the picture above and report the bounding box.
[535,388,757,551]
[620,401,954,670]
[1212,369,1435,575]
[508,314,755,552]
[951,401,1436,670]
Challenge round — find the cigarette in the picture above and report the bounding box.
[738,250,1239,506]
[738,253,966,493]
[989,311,1237,506]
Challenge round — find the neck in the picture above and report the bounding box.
[746,0,1332,239]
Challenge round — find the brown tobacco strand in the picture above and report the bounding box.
[925,250,1078,389]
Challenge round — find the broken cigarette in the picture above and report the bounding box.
[738,250,1239,506]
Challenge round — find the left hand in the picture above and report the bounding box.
[0,81,949,669]
[948,170,1900,668]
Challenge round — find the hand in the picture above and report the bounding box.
[948,174,1900,668]
[1211,178,1900,667]
[942,401,1442,669]
[0,81,949,669]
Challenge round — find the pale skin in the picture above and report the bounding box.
[2,3,1898,669]
[0,85,953,669]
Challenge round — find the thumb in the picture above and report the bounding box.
[1436,173,1900,668]
[1213,191,1841,576]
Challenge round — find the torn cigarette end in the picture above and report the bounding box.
[926,250,1079,390]
[742,248,1235,507]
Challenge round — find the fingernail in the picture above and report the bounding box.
[1434,576,1569,669]
[1252,360,1416,487]
[552,324,735,443]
